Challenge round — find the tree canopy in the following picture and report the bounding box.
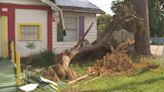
[111,0,164,37]
[111,0,151,55]
[97,14,112,31]
[149,0,164,37]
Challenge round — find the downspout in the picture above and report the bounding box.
[41,0,66,31]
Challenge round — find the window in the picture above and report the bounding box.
[57,15,85,42]
[64,16,79,42]
[18,23,42,41]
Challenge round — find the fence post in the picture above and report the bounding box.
[1,16,7,59]
[10,41,15,64]
[16,51,22,86]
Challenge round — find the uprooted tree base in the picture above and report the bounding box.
[45,54,78,82]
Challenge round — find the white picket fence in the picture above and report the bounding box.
[97,30,134,43]
[112,30,134,43]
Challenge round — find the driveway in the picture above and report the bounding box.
[150,45,164,56]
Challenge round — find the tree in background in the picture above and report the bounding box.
[111,0,151,55]
[133,0,151,55]
[149,0,164,37]
[97,14,112,31]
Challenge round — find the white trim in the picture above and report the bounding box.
[41,0,61,11]
[41,0,66,30]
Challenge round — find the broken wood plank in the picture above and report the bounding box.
[73,22,94,49]
[84,76,102,84]
[68,74,88,84]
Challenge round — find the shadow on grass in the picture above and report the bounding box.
[133,69,150,76]
[81,77,164,92]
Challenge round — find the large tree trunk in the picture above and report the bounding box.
[134,0,151,55]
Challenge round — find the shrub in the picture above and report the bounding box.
[26,51,56,67]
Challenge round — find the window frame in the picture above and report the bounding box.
[17,23,42,41]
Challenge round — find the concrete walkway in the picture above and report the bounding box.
[0,59,17,92]
[150,45,164,56]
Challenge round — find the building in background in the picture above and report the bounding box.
[0,0,104,58]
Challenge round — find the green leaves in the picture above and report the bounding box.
[97,14,112,30]
[30,51,56,67]
[149,0,164,36]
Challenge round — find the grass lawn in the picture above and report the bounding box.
[77,67,164,92]
[65,62,164,92]
[21,57,164,92]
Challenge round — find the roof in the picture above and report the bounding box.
[50,0,104,14]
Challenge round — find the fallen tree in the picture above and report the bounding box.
[45,11,144,81]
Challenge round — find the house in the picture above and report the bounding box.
[0,0,104,58]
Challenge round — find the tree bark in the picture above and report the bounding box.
[134,0,151,55]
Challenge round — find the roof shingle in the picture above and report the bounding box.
[51,0,104,13]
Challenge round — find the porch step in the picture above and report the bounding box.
[0,76,16,87]
[0,86,18,92]
[0,60,17,92]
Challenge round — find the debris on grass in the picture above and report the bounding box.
[19,84,39,92]
[87,40,135,76]
[68,74,89,84]
[86,39,159,76]
[84,76,102,84]
[87,51,134,76]
[133,57,160,73]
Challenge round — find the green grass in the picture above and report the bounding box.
[76,65,164,92]
[69,63,91,76]
[18,67,164,92]
[20,57,164,92]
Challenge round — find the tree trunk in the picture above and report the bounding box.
[134,27,151,55]
[134,0,151,55]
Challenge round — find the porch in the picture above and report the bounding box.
[0,59,17,92]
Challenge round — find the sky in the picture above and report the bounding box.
[88,0,114,15]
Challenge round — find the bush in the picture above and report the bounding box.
[27,51,56,67]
